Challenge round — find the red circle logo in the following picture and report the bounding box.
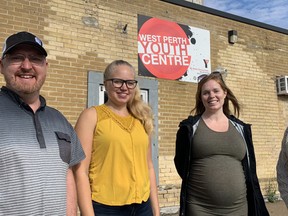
[138,18,191,80]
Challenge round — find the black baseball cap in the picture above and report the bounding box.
[2,31,47,58]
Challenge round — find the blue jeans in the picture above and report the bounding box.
[92,198,153,216]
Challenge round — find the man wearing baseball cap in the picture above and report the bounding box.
[0,31,85,215]
[2,31,47,58]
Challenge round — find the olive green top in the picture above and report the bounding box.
[186,118,248,216]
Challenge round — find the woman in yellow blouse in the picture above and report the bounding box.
[74,60,160,216]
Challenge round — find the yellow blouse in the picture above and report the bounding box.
[89,104,150,205]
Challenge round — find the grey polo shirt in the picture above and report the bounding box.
[0,87,85,216]
[277,127,288,208]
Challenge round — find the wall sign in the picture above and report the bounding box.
[138,15,211,83]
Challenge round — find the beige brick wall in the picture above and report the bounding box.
[0,0,287,209]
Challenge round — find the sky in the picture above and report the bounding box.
[203,0,288,30]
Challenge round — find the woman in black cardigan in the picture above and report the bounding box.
[174,72,269,216]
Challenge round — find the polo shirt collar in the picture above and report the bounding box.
[0,86,46,111]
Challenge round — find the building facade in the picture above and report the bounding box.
[0,0,287,210]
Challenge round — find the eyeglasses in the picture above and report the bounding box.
[106,78,138,89]
[197,71,223,82]
[3,53,46,66]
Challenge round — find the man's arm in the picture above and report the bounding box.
[66,168,78,216]
[277,128,288,208]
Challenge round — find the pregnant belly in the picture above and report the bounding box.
[188,156,247,206]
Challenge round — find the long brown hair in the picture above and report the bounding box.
[191,72,240,117]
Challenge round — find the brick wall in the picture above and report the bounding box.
[0,0,287,209]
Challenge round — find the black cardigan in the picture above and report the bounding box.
[174,115,269,216]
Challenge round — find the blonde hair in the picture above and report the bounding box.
[104,60,154,135]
